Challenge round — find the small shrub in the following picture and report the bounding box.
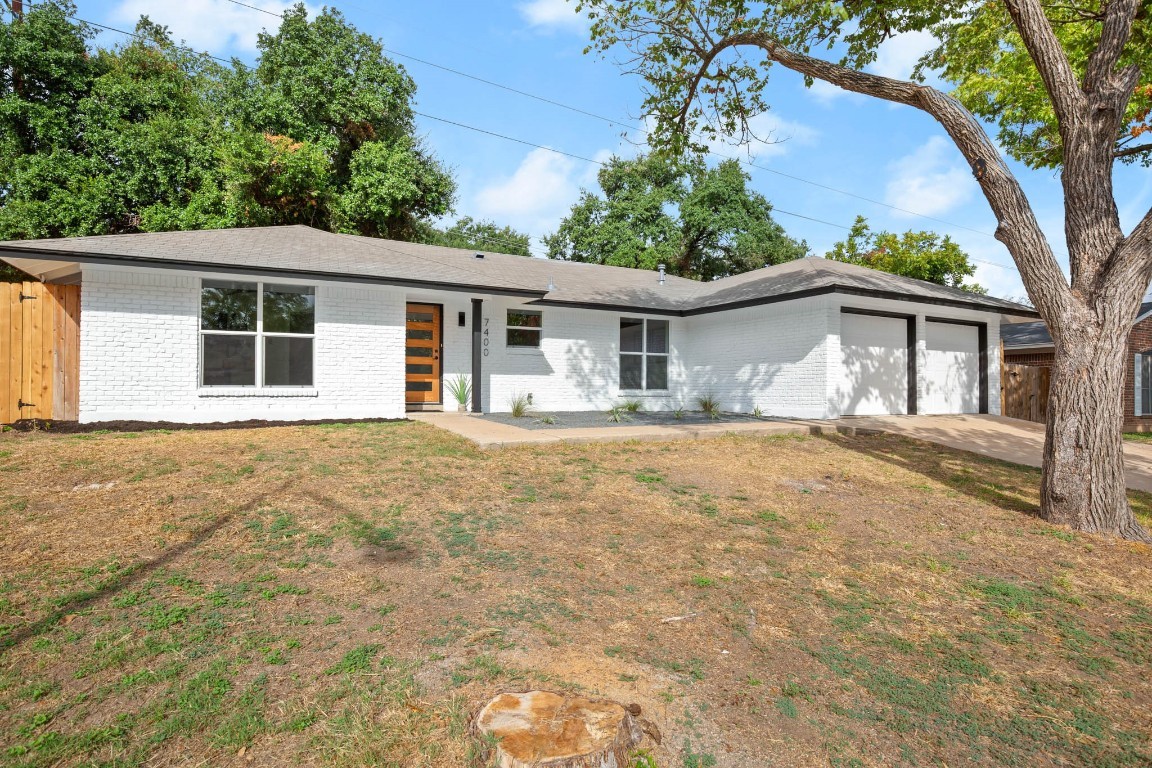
[445,374,471,406]
[752,406,764,418]
[537,415,556,425]
[508,392,532,418]
[697,394,721,419]
[620,399,643,412]
[607,406,632,423]
[673,408,684,420]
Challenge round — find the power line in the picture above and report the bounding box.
[39,1,1019,274]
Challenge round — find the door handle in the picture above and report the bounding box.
[433,348,440,361]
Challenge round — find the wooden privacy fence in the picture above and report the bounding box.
[1,282,81,423]
[1001,362,1050,424]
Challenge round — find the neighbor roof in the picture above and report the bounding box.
[1001,300,1152,349]
[0,225,1036,317]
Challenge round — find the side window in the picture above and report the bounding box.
[507,310,542,348]
[1141,352,1152,415]
[620,318,669,390]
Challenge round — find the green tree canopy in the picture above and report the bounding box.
[545,153,807,280]
[0,2,456,241]
[419,217,533,256]
[827,216,985,294]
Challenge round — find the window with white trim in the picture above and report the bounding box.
[620,318,669,390]
[1138,351,1152,416]
[507,309,542,348]
[200,280,315,387]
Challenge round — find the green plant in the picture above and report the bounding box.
[445,374,472,406]
[752,406,763,418]
[696,394,721,419]
[631,748,659,768]
[621,399,643,412]
[607,406,632,423]
[538,415,556,425]
[509,392,532,418]
[673,408,684,420]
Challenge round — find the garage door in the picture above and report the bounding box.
[922,321,981,414]
[840,313,909,416]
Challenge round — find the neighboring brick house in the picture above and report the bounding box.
[1001,301,1152,431]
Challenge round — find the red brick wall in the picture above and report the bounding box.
[1124,316,1152,432]
[1004,351,1055,366]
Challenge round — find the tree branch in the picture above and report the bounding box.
[1003,0,1087,121]
[686,30,1071,319]
[1115,141,1152,159]
[1084,0,1140,93]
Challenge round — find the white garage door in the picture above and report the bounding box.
[840,314,908,416]
[922,322,981,414]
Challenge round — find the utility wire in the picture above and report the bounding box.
[43,2,1018,275]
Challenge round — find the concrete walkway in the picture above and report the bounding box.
[407,411,842,449]
[842,414,1152,493]
[411,411,1152,493]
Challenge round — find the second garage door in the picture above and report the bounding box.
[840,313,909,416]
[922,321,982,414]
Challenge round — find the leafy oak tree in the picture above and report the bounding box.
[546,153,807,279]
[0,2,455,240]
[420,217,533,256]
[828,216,985,294]
[580,0,1152,540]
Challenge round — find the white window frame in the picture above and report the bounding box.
[620,317,670,392]
[199,279,317,389]
[1137,351,1152,417]
[506,309,543,349]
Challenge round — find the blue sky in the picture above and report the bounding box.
[73,0,1152,299]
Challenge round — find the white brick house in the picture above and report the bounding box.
[0,226,1035,424]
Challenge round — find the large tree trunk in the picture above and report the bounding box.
[1043,311,1152,541]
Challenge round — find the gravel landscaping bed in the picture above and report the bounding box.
[478,409,773,430]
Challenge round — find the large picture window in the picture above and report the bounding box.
[507,310,542,348]
[201,280,315,387]
[620,318,669,390]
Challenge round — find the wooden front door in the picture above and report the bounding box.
[1,282,81,423]
[405,303,442,405]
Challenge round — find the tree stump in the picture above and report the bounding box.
[472,690,644,768]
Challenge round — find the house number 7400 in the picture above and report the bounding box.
[482,317,490,356]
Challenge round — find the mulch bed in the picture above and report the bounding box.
[3,417,405,433]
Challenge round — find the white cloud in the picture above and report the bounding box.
[867,30,936,81]
[741,113,819,159]
[885,136,976,217]
[472,148,588,242]
[109,0,318,55]
[518,0,586,32]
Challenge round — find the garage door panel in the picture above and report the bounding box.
[923,322,980,414]
[840,314,909,416]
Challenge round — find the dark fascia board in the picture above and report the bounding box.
[925,315,987,327]
[0,247,548,300]
[842,306,916,320]
[534,284,1035,317]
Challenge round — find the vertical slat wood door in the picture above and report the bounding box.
[405,303,441,405]
[0,282,81,423]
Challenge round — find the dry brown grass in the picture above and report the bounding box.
[0,421,1150,767]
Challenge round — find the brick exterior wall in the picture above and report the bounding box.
[75,266,1006,423]
[1004,351,1055,366]
[79,267,406,423]
[1124,316,1152,432]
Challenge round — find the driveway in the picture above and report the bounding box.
[843,414,1152,492]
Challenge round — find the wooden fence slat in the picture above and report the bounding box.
[38,283,53,421]
[20,282,33,420]
[1,284,16,424]
[1002,362,1050,424]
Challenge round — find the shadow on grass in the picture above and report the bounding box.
[829,432,1152,529]
[0,480,294,653]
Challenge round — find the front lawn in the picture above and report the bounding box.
[1,423,1150,766]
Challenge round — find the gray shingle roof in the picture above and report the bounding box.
[0,225,1035,316]
[1001,300,1152,349]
